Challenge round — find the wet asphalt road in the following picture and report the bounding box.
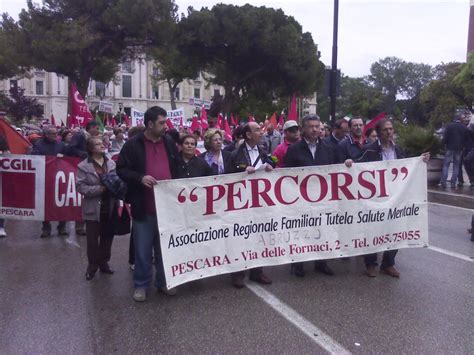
[0,202,473,354]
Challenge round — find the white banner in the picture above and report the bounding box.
[188,98,211,109]
[98,101,114,114]
[131,108,144,126]
[167,108,185,127]
[155,158,429,289]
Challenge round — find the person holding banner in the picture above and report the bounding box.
[77,136,119,280]
[225,122,275,288]
[347,118,430,277]
[177,134,213,178]
[284,114,337,278]
[200,129,232,175]
[117,106,179,302]
[338,117,366,164]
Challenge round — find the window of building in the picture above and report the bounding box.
[194,88,200,99]
[9,80,18,90]
[95,82,106,97]
[174,88,180,100]
[152,66,160,77]
[122,60,133,73]
[152,86,159,100]
[213,89,220,97]
[36,81,44,95]
[122,75,132,98]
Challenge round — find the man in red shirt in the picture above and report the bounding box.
[117,106,179,302]
[273,120,300,168]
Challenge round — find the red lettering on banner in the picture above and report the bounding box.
[225,180,248,212]
[274,175,299,205]
[329,172,355,201]
[357,170,377,199]
[204,184,226,215]
[377,169,389,197]
[249,178,275,208]
[171,254,231,276]
[300,174,328,202]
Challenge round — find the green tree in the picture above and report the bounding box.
[179,4,324,115]
[1,0,175,98]
[0,86,44,124]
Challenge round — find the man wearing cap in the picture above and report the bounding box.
[273,120,300,168]
[284,114,337,277]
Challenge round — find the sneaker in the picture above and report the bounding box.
[159,286,177,296]
[0,227,6,238]
[133,288,147,302]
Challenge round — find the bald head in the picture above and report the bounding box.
[243,122,262,147]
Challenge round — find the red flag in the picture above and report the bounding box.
[123,114,131,127]
[190,115,200,132]
[0,117,31,154]
[179,116,184,129]
[248,115,255,123]
[231,113,237,126]
[216,113,224,129]
[111,116,118,127]
[50,114,57,127]
[223,117,232,141]
[269,112,277,127]
[278,113,285,127]
[166,118,174,130]
[288,94,297,121]
[69,83,94,127]
[363,112,386,136]
[200,107,208,130]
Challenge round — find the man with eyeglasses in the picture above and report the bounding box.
[117,106,179,302]
[32,125,67,238]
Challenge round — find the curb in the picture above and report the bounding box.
[428,189,474,209]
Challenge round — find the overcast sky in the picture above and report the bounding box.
[2,0,470,77]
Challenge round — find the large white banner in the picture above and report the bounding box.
[155,158,429,289]
[167,108,185,127]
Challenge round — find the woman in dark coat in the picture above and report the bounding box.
[177,134,213,178]
[199,128,232,175]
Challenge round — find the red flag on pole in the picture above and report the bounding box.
[0,117,31,154]
[166,118,174,130]
[223,117,232,141]
[231,113,237,126]
[200,107,208,130]
[288,94,297,121]
[179,116,184,129]
[278,113,285,127]
[190,115,200,132]
[69,83,94,127]
[123,114,131,127]
[216,113,224,129]
[50,114,56,127]
[248,115,255,123]
[269,112,277,127]
[363,112,386,136]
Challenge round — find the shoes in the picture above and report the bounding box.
[100,268,114,274]
[40,230,51,238]
[0,227,6,238]
[133,288,147,302]
[231,275,245,289]
[57,227,68,236]
[291,264,305,278]
[315,263,334,276]
[366,265,377,278]
[381,266,400,278]
[85,271,95,281]
[129,264,135,271]
[249,273,272,285]
[159,286,177,296]
[76,229,86,236]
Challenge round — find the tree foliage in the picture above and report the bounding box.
[179,4,324,115]
[0,0,175,97]
[0,86,44,124]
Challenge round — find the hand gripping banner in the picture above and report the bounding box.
[154,157,429,289]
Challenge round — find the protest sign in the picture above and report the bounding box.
[167,108,185,127]
[98,101,114,114]
[131,108,145,126]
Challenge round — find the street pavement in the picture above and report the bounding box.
[0,202,473,354]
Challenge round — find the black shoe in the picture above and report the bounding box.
[315,263,334,276]
[85,271,95,281]
[57,227,68,236]
[40,230,51,238]
[76,229,86,236]
[291,264,305,277]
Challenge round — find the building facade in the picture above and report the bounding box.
[0,58,318,125]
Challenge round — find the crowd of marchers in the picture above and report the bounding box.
[1,107,473,302]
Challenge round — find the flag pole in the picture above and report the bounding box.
[330,0,339,126]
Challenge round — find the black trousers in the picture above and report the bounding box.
[292,260,328,273]
[85,220,114,273]
[364,250,398,268]
[231,267,263,281]
[42,221,66,231]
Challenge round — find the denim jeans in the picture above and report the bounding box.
[0,219,4,228]
[440,150,463,186]
[132,214,166,289]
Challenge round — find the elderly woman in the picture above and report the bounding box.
[178,134,213,178]
[77,136,119,280]
[199,128,232,174]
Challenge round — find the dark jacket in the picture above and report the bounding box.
[285,138,337,167]
[337,135,365,163]
[442,121,470,151]
[359,140,406,162]
[31,138,64,156]
[200,149,233,175]
[324,134,345,150]
[177,154,213,178]
[116,132,179,220]
[0,135,9,151]
[226,142,274,174]
[65,131,88,158]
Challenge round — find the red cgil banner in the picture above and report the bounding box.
[0,155,83,221]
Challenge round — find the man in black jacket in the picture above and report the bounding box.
[32,125,67,238]
[284,114,337,277]
[117,106,179,302]
[324,118,349,150]
[439,111,470,188]
[225,122,274,288]
[352,118,429,277]
[338,117,365,164]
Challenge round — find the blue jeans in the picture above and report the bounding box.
[132,214,166,289]
[0,219,4,228]
[440,150,462,186]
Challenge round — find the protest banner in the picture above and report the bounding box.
[154,157,429,289]
[188,98,211,109]
[0,155,82,221]
[167,108,185,127]
[98,101,114,114]
[131,108,145,126]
